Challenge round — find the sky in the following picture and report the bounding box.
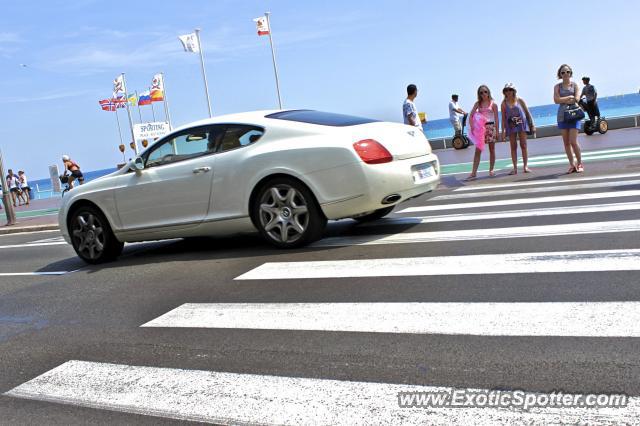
[1,0,639,179]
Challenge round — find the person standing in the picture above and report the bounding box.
[6,169,22,207]
[580,76,600,122]
[403,84,426,128]
[501,83,535,175]
[554,64,584,173]
[449,94,466,135]
[465,85,501,180]
[18,170,30,205]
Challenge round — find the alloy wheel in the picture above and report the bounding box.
[72,212,106,261]
[258,185,309,244]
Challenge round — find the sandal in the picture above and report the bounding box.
[523,167,532,173]
[567,165,576,174]
[576,163,584,173]
[508,169,517,175]
[464,174,477,181]
[488,171,496,177]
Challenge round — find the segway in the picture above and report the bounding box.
[583,116,608,135]
[452,114,470,149]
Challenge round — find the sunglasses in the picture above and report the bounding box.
[480,90,489,94]
[560,70,572,75]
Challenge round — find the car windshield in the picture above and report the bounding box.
[265,110,379,127]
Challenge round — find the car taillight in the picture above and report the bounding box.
[353,139,393,164]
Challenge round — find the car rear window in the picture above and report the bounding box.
[265,110,379,126]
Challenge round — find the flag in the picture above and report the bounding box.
[178,33,199,52]
[113,74,125,98]
[99,99,116,112]
[253,16,270,36]
[138,90,152,106]
[112,95,127,108]
[150,74,164,101]
[127,93,138,106]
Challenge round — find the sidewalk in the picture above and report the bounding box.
[0,197,61,234]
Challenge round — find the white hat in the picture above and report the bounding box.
[62,155,70,161]
[503,83,517,93]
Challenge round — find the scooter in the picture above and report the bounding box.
[579,98,608,135]
[452,113,470,149]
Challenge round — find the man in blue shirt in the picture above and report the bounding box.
[403,84,426,128]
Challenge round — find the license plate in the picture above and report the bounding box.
[413,164,434,183]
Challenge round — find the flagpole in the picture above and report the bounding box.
[264,12,283,109]
[150,87,157,122]
[121,73,139,155]
[161,72,172,129]
[134,90,143,123]
[194,28,213,117]
[114,108,124,146]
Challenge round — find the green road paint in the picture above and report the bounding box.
[441,145,640,175]
[13,208,59,219]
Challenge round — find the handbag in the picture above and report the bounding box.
[563,103,585,122]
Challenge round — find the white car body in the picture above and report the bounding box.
[59,110,440,249]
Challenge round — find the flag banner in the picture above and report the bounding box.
[253,16,270,36]
[127,93,138,106]
[150,74,164,101]
[178,33,199,52]
[99,99,116,112]
[138,90,152,106]
[113,75,125,98]
[112,95,127,108]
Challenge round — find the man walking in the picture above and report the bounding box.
[403,84,426,128]
[449,94,466,135]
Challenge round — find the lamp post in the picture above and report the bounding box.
[0,149,16,225]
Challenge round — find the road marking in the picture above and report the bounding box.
[397,190,640,213]
[7,360,638,424]
[236,248,640,280]
[0,242,68,250]
[0,229,60,238]
[382,202,640,224]
[434,178,640,200]
[0,271,69,276]
[453,171,640,192]
[144,301,640,337]
[528,150,640,166]
[314,219,640,247]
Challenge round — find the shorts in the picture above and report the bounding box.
[558,120,581,130]
[71,170,84,179]
[10,188,20,193]
[485,123,497,143]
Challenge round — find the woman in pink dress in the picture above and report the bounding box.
[466,85,502,180]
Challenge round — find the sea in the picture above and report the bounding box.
[30,92,640,200]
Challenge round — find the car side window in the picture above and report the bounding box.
[217,125,264,153]
[145,126,224,168]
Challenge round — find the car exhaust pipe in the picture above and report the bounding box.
[381,194,401,204]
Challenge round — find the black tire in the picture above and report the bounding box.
[584,123,595,136]
[252,177,327,248]
[352,206,395,223]
[69,205,123,264]
[598,120,608,134]
[452,136,466,149]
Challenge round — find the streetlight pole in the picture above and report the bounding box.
[0,149,16,225]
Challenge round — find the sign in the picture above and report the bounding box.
[49,165,61,193]
[134,122,170,141]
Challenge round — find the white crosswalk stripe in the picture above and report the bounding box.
[6,360,638,425]
[434,178,640,200]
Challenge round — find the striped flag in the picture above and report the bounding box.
[127,93,138,106]
[138,90,152,106]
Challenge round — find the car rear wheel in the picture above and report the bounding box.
[352,206,395,223]
[253,178,326,248]
[69,205,123,264]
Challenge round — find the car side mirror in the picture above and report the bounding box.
[131,157,144,172]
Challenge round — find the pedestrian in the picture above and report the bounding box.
[465,85,501,180]
[449,94,466,135]
[62,155,84,189]
[554,64,584,173]
[501,83,535,175]
[403,84,426,129]
[18,170,30,205]
[579,76,600,123]
[6,169,22,207]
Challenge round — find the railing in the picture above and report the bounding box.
[34,184,60,200]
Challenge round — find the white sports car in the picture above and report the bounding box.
[59,110,440,263]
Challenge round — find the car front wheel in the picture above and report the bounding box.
[69,205,123,264]
[254,178,326,248]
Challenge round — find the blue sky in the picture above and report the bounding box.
[1,0,639,178]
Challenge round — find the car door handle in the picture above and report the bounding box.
[193,167,211,174]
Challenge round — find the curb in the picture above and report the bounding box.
[0,224,60,235]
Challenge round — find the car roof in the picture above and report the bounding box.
[169,110,283,133]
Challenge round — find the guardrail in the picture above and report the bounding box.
[34,184,60,200]
[428,113,640,150]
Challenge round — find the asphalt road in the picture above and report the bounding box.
[1,160,640,424]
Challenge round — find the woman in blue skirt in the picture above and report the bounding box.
[554,64,584,173]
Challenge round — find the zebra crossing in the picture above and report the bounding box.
[5,171,640,424]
